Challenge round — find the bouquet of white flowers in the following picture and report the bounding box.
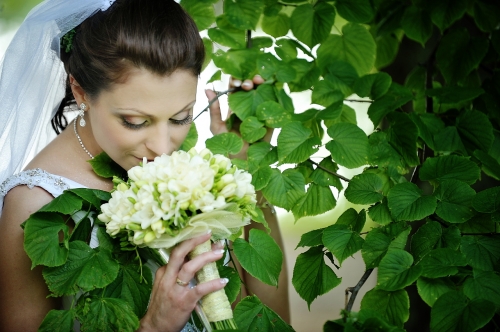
[98,148,258,330]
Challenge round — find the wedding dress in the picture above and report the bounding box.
[0,168,202,332]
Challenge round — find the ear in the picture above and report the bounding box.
[69,75,89,106]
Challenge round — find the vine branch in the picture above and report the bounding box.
[344,99,373,103]
[308,159,351,182]
[345,268,374,312]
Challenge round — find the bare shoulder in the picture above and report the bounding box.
[0,185,59,331]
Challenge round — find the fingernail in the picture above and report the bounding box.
[232,79,241,87]
[220,278,229,284]
[206,229,212,234]
[214,249,224,255]
[242,80,252,89]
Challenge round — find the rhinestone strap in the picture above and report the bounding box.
[73,118,94,160]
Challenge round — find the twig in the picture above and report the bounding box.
[344,99,373,103]
[461,232,499,236]
[308,159,351,182]
[345,268,374,312]
[193,88,237,121]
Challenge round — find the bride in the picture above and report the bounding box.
[0,0,289,330]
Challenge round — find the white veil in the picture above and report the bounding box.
[0,0,116,185]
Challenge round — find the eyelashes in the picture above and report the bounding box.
[120,114,193,130]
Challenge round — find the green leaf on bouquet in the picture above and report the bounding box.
[223,0,264,30]
[78,297,139,332]
[417,277,456,307]
[290,2,335,48]
[228,84,277,120]
[69,188,111,210]
[360,289,410,328]
[233,229,282,286]
[292,246,341,308]
[317,23,376,76]
[89,152,126,179]
[277,122,321,164]
[234,296,294,332]
[292,183,336,220]
[362,223,411,269]
[461,235,500,271]
[326,122,369,169]
[472,186,500,213]
[179,122,198,152]
[23,212,69,268]
[296,228,324,249]
[240,116,267,143]
[377,249,422,291]
[434,180,476,223]
[38,309,75,332]
[322,224,364,266]
[387,182,437,221]
[420,248,467,278]
[262,168,305,210]
[101,262,153,318]
[38,191,83,215]
[463,270,500,310]
[218,265,242,304]
[206,133,244,157]
[345,173,384,205]
[430,291,495,332]
[43,241,119,296]
[419,155,481,186]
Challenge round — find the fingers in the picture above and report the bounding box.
[230,75,264,91]
[176,248,225,285]
[166,232,212,278]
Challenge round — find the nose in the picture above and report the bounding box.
[145,124,172,157]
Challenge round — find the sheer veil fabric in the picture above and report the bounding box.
[0,0,115,188]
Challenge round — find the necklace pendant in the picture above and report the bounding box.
[79,117,86,127]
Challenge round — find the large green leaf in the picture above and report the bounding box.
[387,112,420,167]
[353,72,392,100]
[262,13,290,38]
[311,80,344,107]
[23,212,69,268]
[436,28,489,84]
[326,122,369,169]
[234,296,294,331]
[472,186,500,213]
[212,48,258,80]
[387,182,437,221]
[474,150,500,181]
[206,133,243,157]
[179,122,198,152]
[427,87,484,113]
[430,291,495,332]
[420,248,467,278]
[434,180,476,223]
[89,152,127,180]
[368,198,394,226]
[360,289,410,328]
[323,61,359,98]
[433,126,467,155]
[367,132,406,173]
[43,241,119,296]
[223,0,264,30]
[101,262,153,318]
[335,208,367,234]
[240,116,267,143]
[233,229,282,286]
[401,5,433,46]
[472,0,500,32]
[180,0,216,31]
[367,83,413,126]
[362,223,410,269]
[429,0,468,32]
[419,155,481,186]
[296,228,324,249]
[457,213,497,234]
[345,173,384,205]
[417,277,456,307]
[335,0,375,23]
[207,15,245,49]
[377,249,422,291]
[292,246,341,308]
[228,84,277,120]
[290,2,335,48]
[218,265,242,304]
[78,297,139,332]
[262,168,305,210]
[317,23,376,76]
[256,101,293,129]
[277,122,321,164]
[38,309,75,332]
[310,157,343,191]
[456,109,494,153]
[463,270,500,310]
[461,235,500,271]
[322,224,364,266]
[292,183,336,221]
[410,221,461,263]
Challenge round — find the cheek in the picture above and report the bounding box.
[171,125,192,147]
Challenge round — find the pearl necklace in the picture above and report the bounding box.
[73,118,94,159]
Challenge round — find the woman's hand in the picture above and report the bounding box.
[206,75,273,160]
[138,232,226,332]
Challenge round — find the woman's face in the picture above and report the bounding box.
[87,68,198,171]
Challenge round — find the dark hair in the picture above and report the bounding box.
[52,0,205,133]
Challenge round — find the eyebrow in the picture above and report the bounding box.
[116,100,196,117]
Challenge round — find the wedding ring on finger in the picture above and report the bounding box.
[176,277,189,287]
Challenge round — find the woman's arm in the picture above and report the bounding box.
[0,186,60,331]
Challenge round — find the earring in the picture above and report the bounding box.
[79,103,87,127]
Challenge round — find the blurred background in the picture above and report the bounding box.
[0,1,376,330]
